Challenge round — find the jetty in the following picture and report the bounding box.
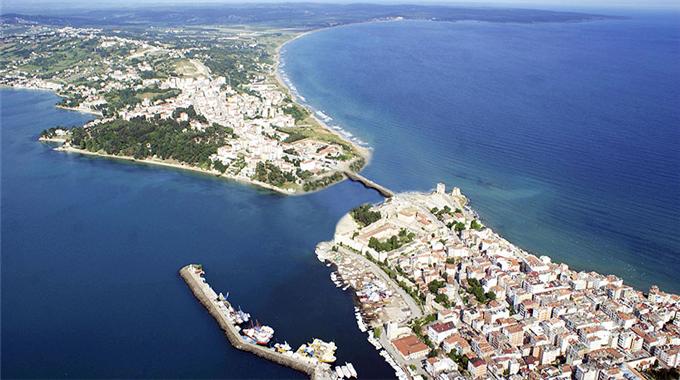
[179,264,335,380]
[343,171,394,198]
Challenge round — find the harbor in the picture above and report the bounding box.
[316,243,420,379]
[180,264,358,380]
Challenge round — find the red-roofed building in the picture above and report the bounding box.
[427,321,456,344]
[391,335,430,361]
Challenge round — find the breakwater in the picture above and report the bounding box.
[179,264,335,380]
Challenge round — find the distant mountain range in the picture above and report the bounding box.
[0,3,617,29]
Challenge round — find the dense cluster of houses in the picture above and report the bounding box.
[336,184,680,379]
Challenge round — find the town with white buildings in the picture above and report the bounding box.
[2,25,364,193]
[317,183,680,380]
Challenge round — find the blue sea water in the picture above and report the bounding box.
[281,13,680,293]
[2,10,680,380]
[1,89,392,378]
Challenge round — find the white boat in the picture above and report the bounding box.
[242,322,274,345]
[346,362,357,378]
[341,365,352,379]
[274,341,292,353]
[335,367,344,378]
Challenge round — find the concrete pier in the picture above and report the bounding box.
[179,264,334,380]
[343,171,394,198]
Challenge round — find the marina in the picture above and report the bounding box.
[315,243,418,379]
[180,264,359,380]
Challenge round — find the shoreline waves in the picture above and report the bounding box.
[275,32,372,152]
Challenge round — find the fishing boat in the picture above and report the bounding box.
[242,321,274,345]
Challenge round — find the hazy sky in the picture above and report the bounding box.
[2,0,678,14]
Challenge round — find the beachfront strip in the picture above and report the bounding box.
[316,183,680,380]
[180,264,360,380]
[2,25,364,193]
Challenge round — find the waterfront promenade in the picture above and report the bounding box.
[179,265,335,380]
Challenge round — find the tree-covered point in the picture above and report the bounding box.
[61,117,235,168]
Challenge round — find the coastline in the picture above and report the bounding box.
[2,83,103,116]
[16,30,371,196]
[273,30,373,168]
[49,143,295,196]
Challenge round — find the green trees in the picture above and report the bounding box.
[368,229,415,252]
[448,351,469,370]
[470,219,483,231]
[466,278,495,304]
[253,161,295,187]
[350,204,381,227]
[283,103,308,122]
[454,222,466,232]
[349,157,365,173]
[435,293,450,307]
[171,105,207,123]
[213,160,228,173]
[428,279,446,294]
[64,117,234,167]
[302,172,343,192]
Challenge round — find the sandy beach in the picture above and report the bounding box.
[273,30,373,166]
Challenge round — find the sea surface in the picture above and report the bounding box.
[2,9,680,380]
[281,12,680,293]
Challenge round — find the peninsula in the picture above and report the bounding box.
[316,183,680,379]
[2,25,366,194]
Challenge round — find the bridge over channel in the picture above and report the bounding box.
[342,171,394,198]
